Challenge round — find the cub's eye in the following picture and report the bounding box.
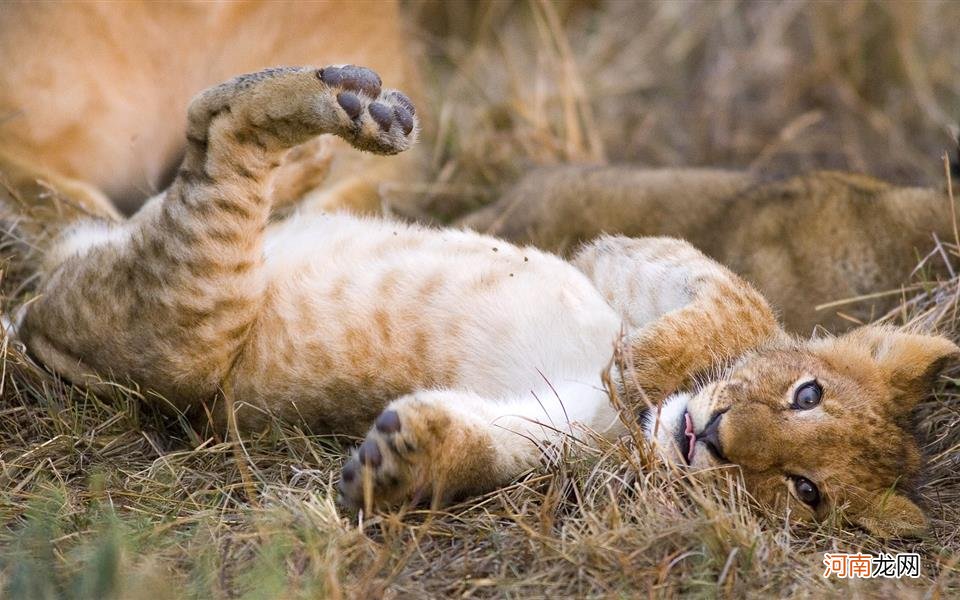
[793,380,822,410]
[791,476,820,506]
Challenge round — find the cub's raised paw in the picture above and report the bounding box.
[317,65,418,155]
[338,396,495,511]
[187,64,418,157]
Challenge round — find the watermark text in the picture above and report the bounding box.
[822,552,920,579]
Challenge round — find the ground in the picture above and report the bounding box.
[2,1,960,598]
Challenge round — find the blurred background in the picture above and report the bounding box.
[404,0,960,219]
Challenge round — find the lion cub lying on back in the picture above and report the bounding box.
[13,65,957,539]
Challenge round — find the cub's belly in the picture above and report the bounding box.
[228,215,622,433]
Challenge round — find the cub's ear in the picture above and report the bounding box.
[854,492,928,539]
[845,326,959,406]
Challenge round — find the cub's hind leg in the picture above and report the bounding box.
[573,236,781,403]
[19,66,418,411]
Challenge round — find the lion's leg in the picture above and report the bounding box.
[267,137,335,211]
[290,148,423,215]
[20,65,418,405]
[266,138,421,216]
[572,236,782,402]
[338,382,621,510]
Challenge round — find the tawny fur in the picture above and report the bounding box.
[12,65,958,540]
[461,166,957,334]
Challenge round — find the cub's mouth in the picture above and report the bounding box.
[675,409,696,465]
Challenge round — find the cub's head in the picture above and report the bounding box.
[646,325,958,538]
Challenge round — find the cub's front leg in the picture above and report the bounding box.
[338,383,620,511]
[573,236,782,403]
[338,392,513,510]
[20,65,418,408]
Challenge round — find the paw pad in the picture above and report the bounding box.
[368,102,394,131]
[318,65,382,97]
[339,405,419,509]
[342,461,357,483]
[375,409,402,433]
[388,91,416,116]
[336,92,363,120]
[358,438,382,467]
[393,106,414,135]
[319,64,418,154]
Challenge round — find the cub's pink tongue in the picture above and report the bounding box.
[685,412,697,462]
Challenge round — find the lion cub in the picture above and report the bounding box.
[13,66,957,539]
[462,164,959,334]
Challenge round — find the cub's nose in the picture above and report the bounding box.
[699,410,728,462]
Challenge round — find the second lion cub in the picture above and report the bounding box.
[462,164,959,333]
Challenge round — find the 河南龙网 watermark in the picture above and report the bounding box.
[822,552,920,579]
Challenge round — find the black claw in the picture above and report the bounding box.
[359,439,382,467]
[394,106,414,135]
[337,92,362,120]
[342,461,357,483]
[376,409,402,433]
[368,102,393,131]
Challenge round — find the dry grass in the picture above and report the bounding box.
[401,0,960,219]
[3,1,960,598]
